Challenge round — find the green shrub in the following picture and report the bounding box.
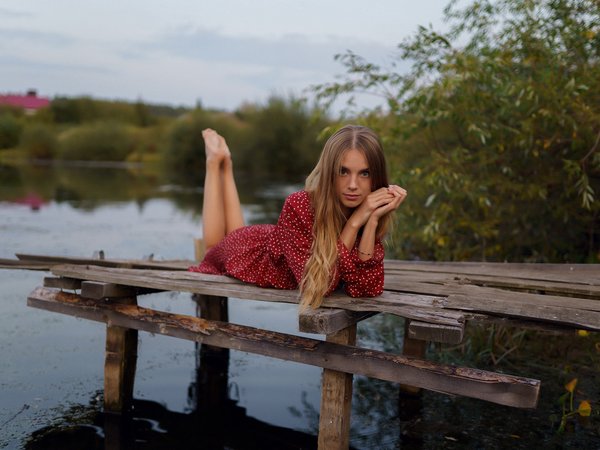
[0,113,23,149]
[20,123,57,159]
[162,110,245,184]
[235,96,329,180]
[58,122,133,161]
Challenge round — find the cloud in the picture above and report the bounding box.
[2,54,114,75]
[0,27,74,46]
[0,7,33,19]
[145,27,394,74]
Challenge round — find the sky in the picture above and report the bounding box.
[0,1,451,111]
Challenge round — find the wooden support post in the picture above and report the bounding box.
[104,296,138,414]
[299,307,374,335]
[193,293,230,446]
[318,325,356,450]
[407,320,464,345]
[400,319,428,395]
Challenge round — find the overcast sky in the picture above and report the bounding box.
[0,1,451,110]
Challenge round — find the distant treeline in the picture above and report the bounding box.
[0,95,330,183]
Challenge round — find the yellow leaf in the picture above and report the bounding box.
[586,30,596,40]
[436,237,446,247]
[577,330,590,337]
[565,378,578,393]
[578,400,592,417]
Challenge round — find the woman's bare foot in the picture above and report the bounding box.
[202,128,231,164]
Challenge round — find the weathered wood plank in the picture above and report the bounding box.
[318,326,356,450]
[11,254,599,289]
[385,271,600,299]
[385,260,600,284]
[408,321,464,344]
[298,308,375,335]
[27,287,540,408]
[0,258,50,270]
[16,253,191,271]
[81,281,139,299]
[43,276,82,290]
[385,277,600,310]
[445,291,600,331]
[50,264,464,327]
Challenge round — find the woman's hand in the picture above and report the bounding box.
[371,185,407,219]
[348,185,407,228]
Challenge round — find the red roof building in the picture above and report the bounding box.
[0,89,50,114]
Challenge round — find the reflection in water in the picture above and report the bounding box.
[0,162,293,219]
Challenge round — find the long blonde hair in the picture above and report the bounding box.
[300,125,392,309]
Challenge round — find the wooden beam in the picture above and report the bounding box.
[43,276,82,290]
[318,326,356,450]
[28,287,540,409]
[81,281,138,299]
[298,308,374,335]
[16,253,191,271]
[408,321,464,344]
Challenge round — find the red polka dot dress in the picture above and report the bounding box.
[188,190,384,297]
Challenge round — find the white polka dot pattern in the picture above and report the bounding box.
[189,190,384,297]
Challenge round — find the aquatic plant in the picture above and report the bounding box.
[558,378,592,433]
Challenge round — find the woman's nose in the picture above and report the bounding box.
[348,175,358,190]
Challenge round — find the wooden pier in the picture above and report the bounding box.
[4,253,600,449]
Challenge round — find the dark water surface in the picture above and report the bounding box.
[1,163,599,449]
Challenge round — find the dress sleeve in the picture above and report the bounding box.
[333,238,385,297]
[266,192,313,285]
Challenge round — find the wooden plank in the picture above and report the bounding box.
[298,308,375,335]
[408,321,464,344]
[15,253,191,271]
[445,291,600,331]
[318,326,356,450]
[43,276,82,290]
[0,258,49,270]
[386,278,600,313]
[385,260,600,284]
[50,264,465,327]
[384,279,600,329]
[81,281,138,299]
[27,287,540,408]
[385,271,600,299]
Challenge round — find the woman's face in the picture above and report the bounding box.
[336,148,372,213]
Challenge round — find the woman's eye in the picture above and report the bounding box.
[340,168,348,175]
[360,170,370,177]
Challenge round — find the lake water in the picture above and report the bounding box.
[1,162,599,449]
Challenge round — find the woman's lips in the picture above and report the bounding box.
[344,194,360,201]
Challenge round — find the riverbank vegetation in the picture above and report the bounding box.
[1,0,598,264]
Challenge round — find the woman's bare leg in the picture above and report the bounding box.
[201,129,244,249]
[222,156,244,233]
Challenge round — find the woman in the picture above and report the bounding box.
[189,125,407,309]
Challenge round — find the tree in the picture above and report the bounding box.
[235,96,329,181]
[315,0,600,262]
